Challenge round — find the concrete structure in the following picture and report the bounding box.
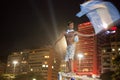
[6,52,23,74]
[101,43,113,73]
[101,26,120,73]
[0,61,6,75]
[6,47,61,80]
[28,47,61,80]
[74,22,102,77]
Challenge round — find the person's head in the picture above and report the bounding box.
[67,21,74,29]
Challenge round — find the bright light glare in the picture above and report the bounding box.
[118,48,120,51]
[13,61,18,65]
[103,22,108,29]
[78,54,84,58]
[33,78,36,80]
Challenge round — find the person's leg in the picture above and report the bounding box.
[69,44,75,73]
[65,45,75,73]
[65,46,70,73]
[65,60,71,73]
[66,61,70,72]
[69,59,73,73]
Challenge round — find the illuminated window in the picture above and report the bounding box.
[84,53,88,55]
[44,56,49,58]
[21,61,27,63]
[82,68,89,72]
[44,61,47,64]
[20,52,23,54]
[118,48,120,51]
[61,64,66,67]
[30,68,33,71]
[46,65,48,67]
[112,57,115,60]
[52,66,54,69]
[112,48,115,51]
[103,49,106,53]
[54,59,56,63]
[42,65,45,67]
[7,64,10,67]
[42,64,48,68]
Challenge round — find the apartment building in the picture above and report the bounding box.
[6,47,61,80]
[75,22,103,77]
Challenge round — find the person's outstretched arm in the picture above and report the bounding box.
[76,31,95,37]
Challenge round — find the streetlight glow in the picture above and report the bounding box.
[77,53,84,71]
[78,54,84,58]
[12,60,18,74]
[13,61,18,65]
[33,78,36,80]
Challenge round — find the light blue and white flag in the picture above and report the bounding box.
[76,0,120,34]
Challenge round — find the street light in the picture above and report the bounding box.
[77,54,84,71]
[33,78,36,80]
[13,60,18,74]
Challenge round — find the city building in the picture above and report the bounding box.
[0,61,6,75]
[74,22,102,77]
[110,26,120,55]
[6,52,23,74]
[6,50,29,74]
[28,47,61,80]
[6,47,61,80]
[101,26,120,73]
[101,43,113,73]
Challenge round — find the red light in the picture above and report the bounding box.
[110,26,117,31]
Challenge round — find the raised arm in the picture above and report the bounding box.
[76,31,95,37]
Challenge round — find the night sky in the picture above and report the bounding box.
[1,0,120,61]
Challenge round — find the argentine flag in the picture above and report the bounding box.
[76,0,120,34]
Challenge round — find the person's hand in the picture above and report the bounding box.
[91,33,95,36]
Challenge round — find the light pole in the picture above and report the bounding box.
[77,54,84,71]
[13,60,18,74]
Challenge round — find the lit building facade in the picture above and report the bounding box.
[6,52,23,74]
[28,47,60,80]
[75,22,102,77]
[6,47,61,80]
[6,50,29,74]
[110,26,120,55]
[101,43,113,73]
[101,26,120,73]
